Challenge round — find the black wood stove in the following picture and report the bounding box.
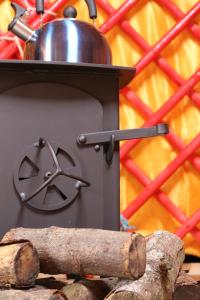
[0,60,168,236]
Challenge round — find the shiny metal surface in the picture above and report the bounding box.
[24,19,112,64]
[9,19,38,42]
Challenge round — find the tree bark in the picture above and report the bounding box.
[2,227,146,279]
[106,231,185,300]
[0,240,39,288]
[61,278,118,300]
[173,272,200,300]
[0,287,67,300]
[36,274,118,300]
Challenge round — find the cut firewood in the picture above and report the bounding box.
[0,287,67,300]
[106,231,185,300]
[2,227,146,279]
[36,276,67,290]
[173,272,200,300]
[61,279,109,300]
[61,278,118,300]
[36,274,118,300]
[181,263,200,281]
[0,240,39,288]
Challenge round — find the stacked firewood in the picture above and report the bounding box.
[0,227,198,299]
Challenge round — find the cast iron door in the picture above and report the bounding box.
[0,82,106,234]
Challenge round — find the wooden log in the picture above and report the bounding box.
[173,272,200,300]
[61,278,118,300]
[2,227,146,279]
[0,287,67,300]
[181,262,200,281]
[36,274,118,300]
[61,279,109,300]
[106,231,185,300]
[0,240,39,288]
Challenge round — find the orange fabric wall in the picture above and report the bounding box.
[0,0,200,255]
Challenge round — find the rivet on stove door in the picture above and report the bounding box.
[20,192,26,201]
[34,138,46,148]
[78,135,87,144]
[75,181,88,190]
[44,171,52,180]
[94,145,100,152]
[75,181,82,190]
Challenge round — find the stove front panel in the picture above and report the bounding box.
[0,82,110,235]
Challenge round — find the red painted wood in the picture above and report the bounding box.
[176,210,200,238]
[155,0,200,40]
[99,0,138,34]
[97,0,200,106]
[120,71,200,160]
[123,158,200,242]
[122,132,200,219]
[135,2,200,74]
[121,87,200,172]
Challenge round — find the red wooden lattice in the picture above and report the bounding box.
[97,0,200,241]
[0,0,200,241]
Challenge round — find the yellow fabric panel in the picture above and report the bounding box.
[0,0,14,32]
[0,0,200,255]
[118,0,200,256]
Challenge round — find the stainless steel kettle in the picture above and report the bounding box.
[8,0,112,64]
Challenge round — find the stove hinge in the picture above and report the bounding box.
[77,124,169,165]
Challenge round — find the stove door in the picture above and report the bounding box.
[0,82,111,234]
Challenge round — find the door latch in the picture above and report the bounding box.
[77,124,169,165]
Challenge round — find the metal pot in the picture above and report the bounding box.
[8,0,112,64]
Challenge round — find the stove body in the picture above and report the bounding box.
[0,61,135,236]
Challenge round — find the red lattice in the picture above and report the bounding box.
[0,0,200,241]
[96,0,200,241]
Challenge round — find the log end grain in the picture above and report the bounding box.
[50,290,68,300]
[128,233,146,279]
[0,240,39,288]
[15,241,39,287]
[61,279,111,300]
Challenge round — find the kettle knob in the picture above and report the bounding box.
[63,6,77,18]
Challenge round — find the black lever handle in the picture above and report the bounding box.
[10,2,26,19]
[84,0,97,19]
[77,124,169,165]
[36,0,45,14]
[77,124,169,145]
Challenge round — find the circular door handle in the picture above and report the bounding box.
[20,137,90,203]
